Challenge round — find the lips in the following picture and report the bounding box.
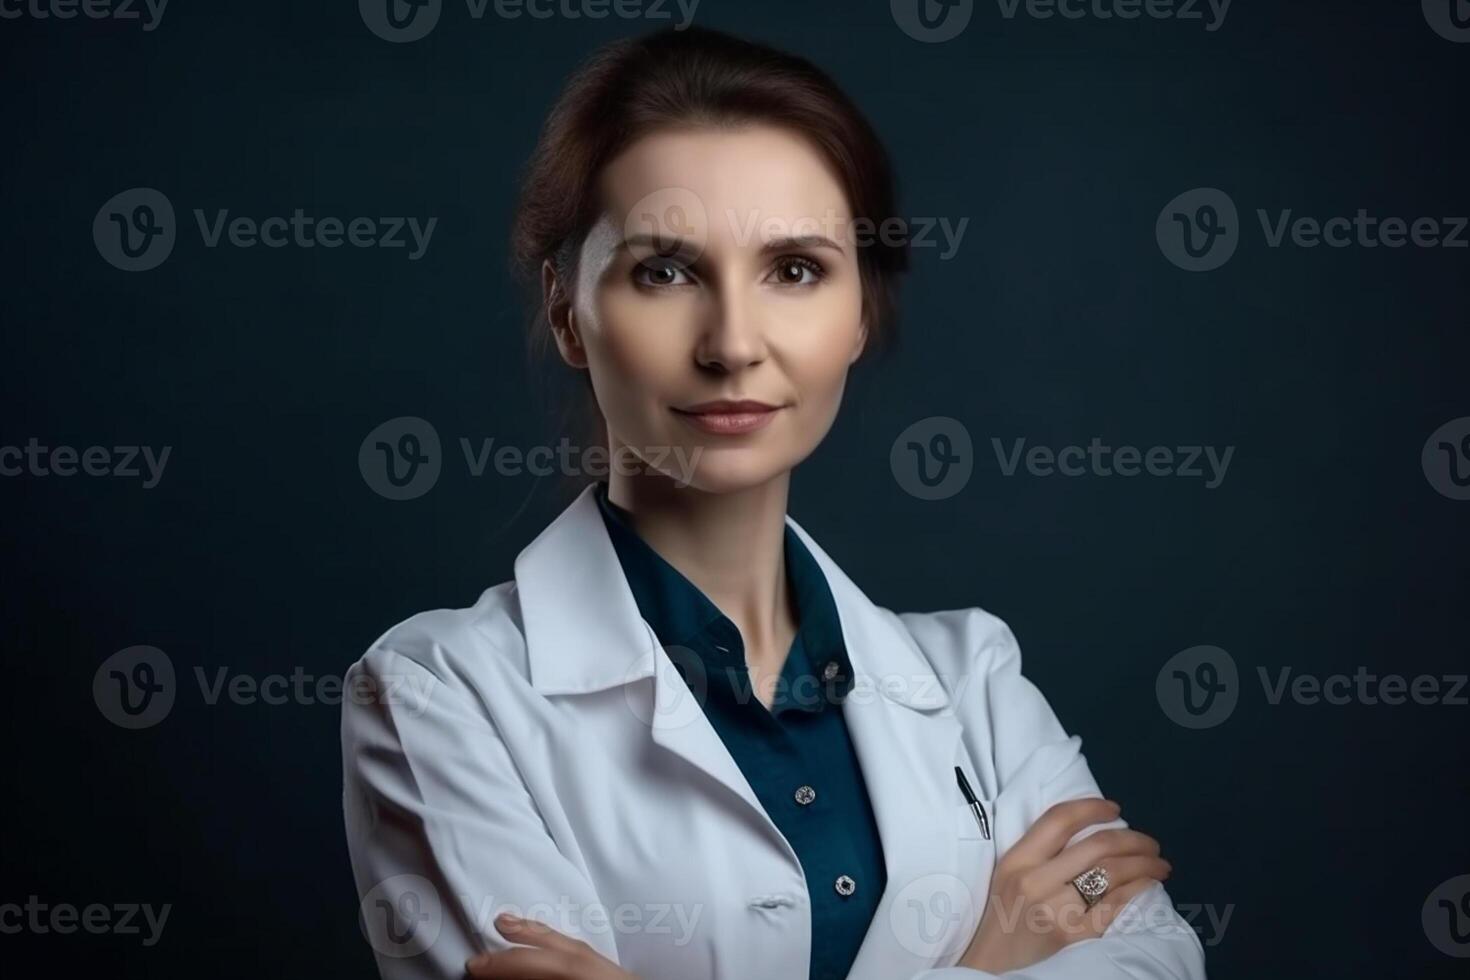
[671,400,784,435]
[675,399,778,414]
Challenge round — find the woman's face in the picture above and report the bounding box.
[552,124,867,494]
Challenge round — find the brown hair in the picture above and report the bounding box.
[508,26,908,459]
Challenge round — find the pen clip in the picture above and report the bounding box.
[954,766,991,840]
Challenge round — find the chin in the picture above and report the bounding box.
[655,445,806,495]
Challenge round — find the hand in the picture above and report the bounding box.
[958,797,1171,974]
[466,914,638,979]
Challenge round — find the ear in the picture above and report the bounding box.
[850,310,871,365]
[542,258,587,369]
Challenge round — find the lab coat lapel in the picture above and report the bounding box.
[516,485,785,848]
[786,519,973,979]
[645,627,774,827]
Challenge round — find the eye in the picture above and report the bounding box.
[766,255,825,287]
[633,257,694,289]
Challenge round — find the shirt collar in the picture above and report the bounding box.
[593,481,853,713]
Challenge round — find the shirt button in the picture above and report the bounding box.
[794,785,816,806]
[834,875,857,897]
[822,661,840,682]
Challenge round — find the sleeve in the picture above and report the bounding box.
[340,646,620,980]
[898,609,1208,980]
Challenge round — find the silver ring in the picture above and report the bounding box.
[1071,866,1110,908]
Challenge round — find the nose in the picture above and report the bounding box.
[694,283,768,373]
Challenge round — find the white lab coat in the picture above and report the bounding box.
[341,483,1207,980]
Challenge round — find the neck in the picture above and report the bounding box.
[605,468,793,653]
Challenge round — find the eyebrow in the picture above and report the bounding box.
[759,234,846,256]
[619,232,847,258]
[620,233,698,257]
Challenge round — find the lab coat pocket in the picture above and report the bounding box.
[942,801,997,966]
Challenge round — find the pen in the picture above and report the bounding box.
[954,766,991,840]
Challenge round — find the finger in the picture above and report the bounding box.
[1079,855,1172,905]
[1042,873,1162,944]
[1040,852,1168,932]
[1039,828,1162,889]
[1065,876,1161,941]
[1005,798,1122,867]
[493,914,588,955]
[465,946,574,979]
[1099,855,1172,891]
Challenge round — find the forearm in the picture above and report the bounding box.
[906,881,1204,979]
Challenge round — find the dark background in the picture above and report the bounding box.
[2,0,1467,976]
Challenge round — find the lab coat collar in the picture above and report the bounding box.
[513,482,951,712]
[514,483,660,696]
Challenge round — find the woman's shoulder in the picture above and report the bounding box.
[348,579,529,690]
[883,603,1024,682]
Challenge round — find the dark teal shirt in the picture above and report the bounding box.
[593,481,886,980]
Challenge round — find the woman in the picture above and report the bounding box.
[342,26,1206,980]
